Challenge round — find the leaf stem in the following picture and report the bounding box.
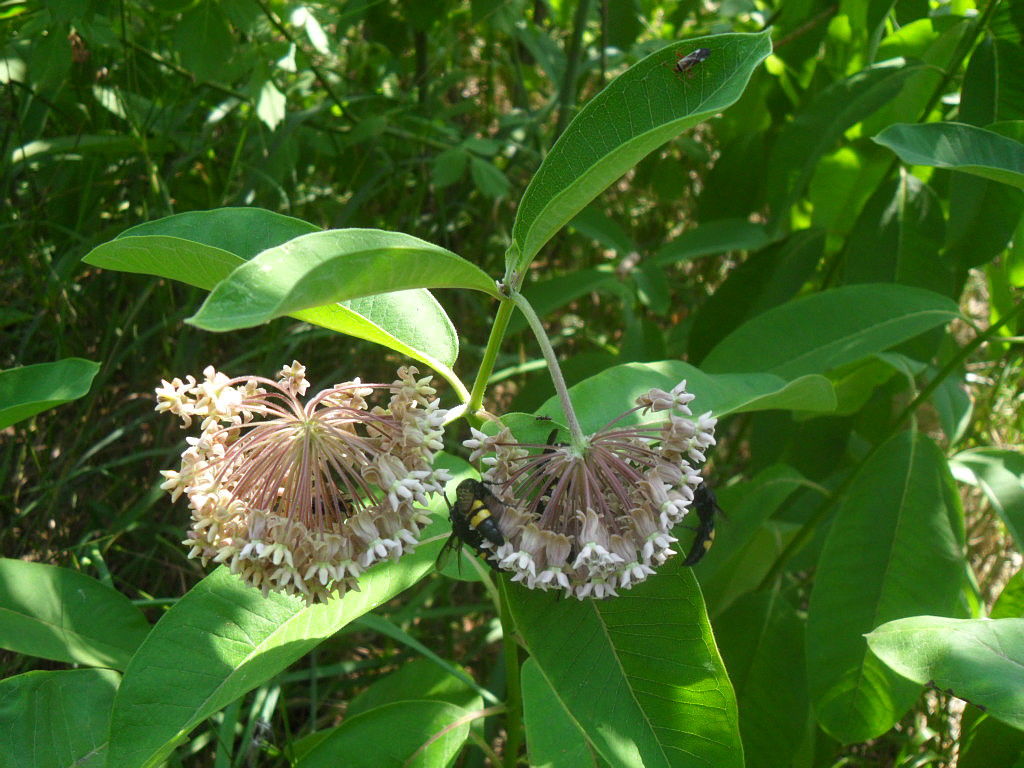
[505,288,586,445]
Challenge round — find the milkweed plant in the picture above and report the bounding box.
[16,12,1020,767]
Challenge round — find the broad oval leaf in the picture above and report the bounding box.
[189,228,498,331]
[701,284,960,379]
[873,121,1024,188]
[866,616,1024,729]
[0,559,150,670]
[507,30,773,277]
[806,430,965,743]
[0,668,119,768]
[105,550,439,768]
[83,210,463,373]
[0,358,100,430]
[508,559,742,768]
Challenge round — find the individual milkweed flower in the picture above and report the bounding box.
[155,362,450,604]
[464,380,715,600]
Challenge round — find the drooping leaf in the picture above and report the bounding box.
[701,284,960,379]
[806,430,965,742]
[189,229,497,330]
[866,616,1024,729]
[0,358,100,430]
[508,559,742,768]
[507,31,773,276]
[83,209,463,373]
[873,121,1024,188]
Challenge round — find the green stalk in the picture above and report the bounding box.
[507,290,586,445]
[467,297,516,423]
[498,579,524,767]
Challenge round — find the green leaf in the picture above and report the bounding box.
[701,284,961,379]
[507,30,773,276]
[716,591,809,768]
[83,210,463,372]
[0,358,100,429]
[653,218,772,267]
[534,361,836,434]
[873,122,1024,188]
[508,558,742,768]
[189,229,497,331]
[106,553,437,768]
[0,669,119,768]
[0,560,150,670]
[521,659,594,767]
[866,616,1024,730]
[689,229,823,364]
[346,658,481,719]
[950,448,1024,552]
[806,430,965,743]
[765,59,924,230]
[297,700,472,768]
[843,174,951,296]
[469,155,512,199]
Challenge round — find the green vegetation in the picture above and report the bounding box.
[3,1,1023,766]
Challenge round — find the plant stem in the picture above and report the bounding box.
[497,579,524,767]
[507,289,586,445]
[467,296,516,423]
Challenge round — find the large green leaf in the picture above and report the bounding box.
[0,669,119,768]
[83,209,463,375]
[866,616,1024,730]
[534,361,836,435]
[806,430,965,743]
[508,558,742,768]
[873,122,1024,188]
[105,548,440,768]
[0,560,150,670]
[507,31,772,277]
[701,284,960,379]
[0,358,100,430]
[521,659,594,767]
[189,228,498,330]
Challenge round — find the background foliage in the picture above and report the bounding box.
[2,0,1023,766]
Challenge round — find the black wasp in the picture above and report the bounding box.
[683,483,722,566]
[436,479,505,573]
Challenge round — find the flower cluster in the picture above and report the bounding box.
[464,381,716,599]
[155,362,449,604]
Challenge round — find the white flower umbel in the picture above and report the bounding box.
[156,362,450,604]
[466,381,716,600]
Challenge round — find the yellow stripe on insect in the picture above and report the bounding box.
[469,502,492,529]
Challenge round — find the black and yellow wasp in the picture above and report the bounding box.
[683,483,722,566]
[436,479,505,573]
